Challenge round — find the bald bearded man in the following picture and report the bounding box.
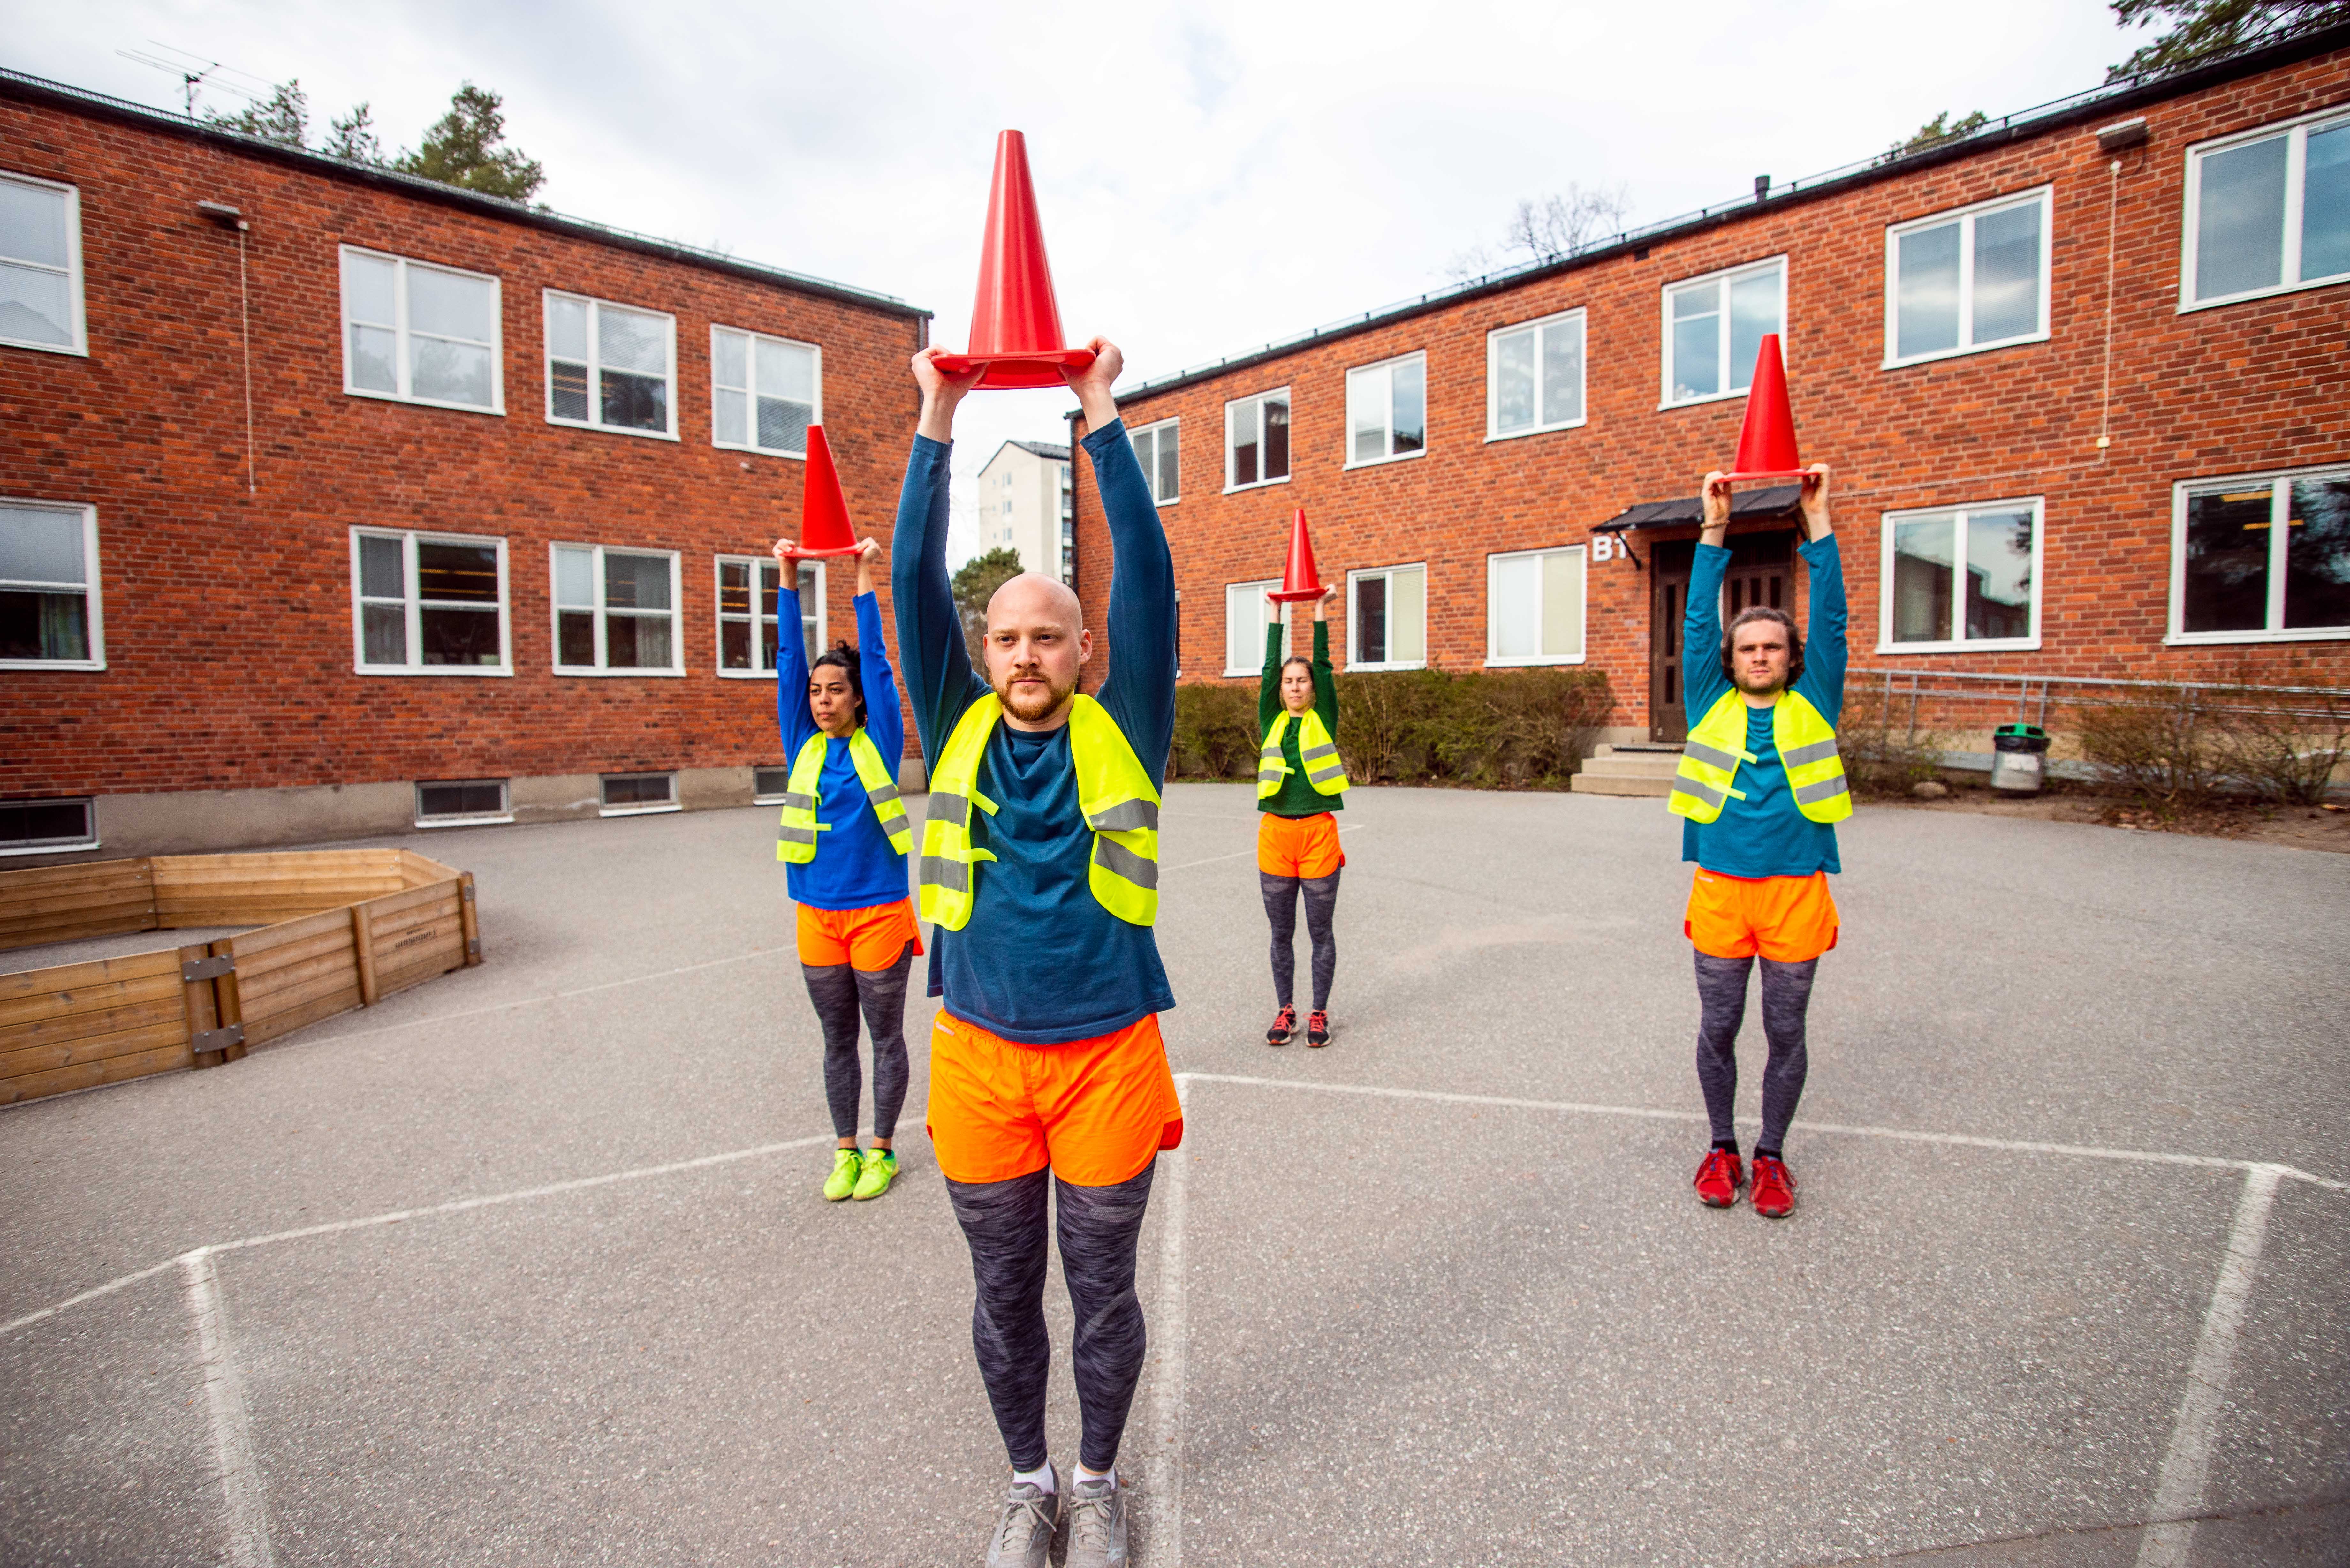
[894,337,1177,1568]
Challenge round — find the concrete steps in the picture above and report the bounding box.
[1571,743,1682,797]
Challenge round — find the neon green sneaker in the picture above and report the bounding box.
[823,1147,862,1202]
[852,1148,898,1200]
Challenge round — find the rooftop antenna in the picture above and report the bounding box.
[116,42,267,117]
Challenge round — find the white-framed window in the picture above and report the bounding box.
[1130,418,1180,505]
[551,544,684,675]
[414,780,511,827]
[544,291,677,439]
[710,326,819,457]
[1223,578,1283,677]
[1224,388,1291,491]
[1662,256,1785,408]
[339,246,503,413]
[716,556,823,676]
[752,765,793,804]
[2168,463,2350,644]
[0,797,96,856]
[1,500,103,670]
[1877,498,2044,653]
[1345,351,1427,468]
[1485,546,1587,666]
[1347,563,1427,671]
[350,528,511,675]
[0,171,86,355]
[600,772,679,816]
[1884,186,2052,366]
[1487,310,1586,440]
[2180,103,2350,311]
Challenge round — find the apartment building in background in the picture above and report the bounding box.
[1068,24,2350,756]
[0,68,930,865]
[975,439,1075,584]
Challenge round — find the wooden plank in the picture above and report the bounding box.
[217,908,354,959]
[152,850,402,871]
[236,945,359,1007]
[241,981,363,1046]
[0,968,185,1031]
[230,921,355,977]
[0,859,154,892]
[1,1043,193,1104]
[372,910,462,969]
[0,948,181,1004]
[152,870,406,895]
[351,903,379,1006]
[0,991,186,1051]
[377,941,465,998]
[0,914,163,950]
[0,885,164,923]
[153,905,336,930]
[370,900,460,949]
[401,850,462,888]
[0,1017,194,1080]
[458,871,481,966]
[362,879,462,924]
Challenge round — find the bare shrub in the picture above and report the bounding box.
[1170,683,1259,779]
[2205,687,2350,805]
[1836,679,1946,798]
[2072,687,2219,803]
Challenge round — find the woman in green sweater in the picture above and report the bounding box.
[1255,584,1348,1046]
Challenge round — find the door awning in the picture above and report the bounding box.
[1590,484,1802,532]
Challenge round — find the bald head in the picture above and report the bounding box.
[982,572,1092,729]
[987,572,1082,633]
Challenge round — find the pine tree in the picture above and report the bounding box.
[205,79,308,148]
[393,84,545,202]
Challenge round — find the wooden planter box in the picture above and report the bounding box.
[0,849,481,1105]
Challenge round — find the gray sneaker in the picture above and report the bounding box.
[1063,1475,1129,1567]
[983,1480,1059,1568]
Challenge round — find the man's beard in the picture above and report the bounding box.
[993,660,1076,723]
[1732,666,1787,696]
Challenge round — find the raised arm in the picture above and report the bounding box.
[1259,616,1283,732]
[852,538,905,763]
[1068,340,1178,784]
[1793,464,1846,722]
[1684,471,1733,720]
[1310,586,1337,731]
[891,348,989,762]
[771,538,815,754]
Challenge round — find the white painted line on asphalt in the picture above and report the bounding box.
[1148,1080,1194,1568]
[0,1260,179,1340]
[183,1248,275,1568]
[2134,1162,2285,1568]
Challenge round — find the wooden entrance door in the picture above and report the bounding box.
[1650,539,1694,743]
[1724,529,1797,622]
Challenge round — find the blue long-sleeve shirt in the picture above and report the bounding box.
[892,421,1178,1044]
[775,586,912,912]
[1681,534,1847,878]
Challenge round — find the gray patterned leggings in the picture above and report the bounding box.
[802,941,914,1141]
[1261,870,1340,1011]
[1693,951,1817,1152]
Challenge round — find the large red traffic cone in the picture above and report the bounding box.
[932,131,1097,391]
[1722,333,1807,483]
[784,425,860,562]
[1265,509,1328,604]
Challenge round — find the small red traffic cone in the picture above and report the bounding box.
[1722,333,1807,483]
[1266,509,1327,604]
[784,425,860,562]
[932,131,1097,391]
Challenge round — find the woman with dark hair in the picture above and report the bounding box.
[770,533,919,1202]
[1255,582,1346,1046]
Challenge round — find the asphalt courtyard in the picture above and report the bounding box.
[2,784,2346,1567]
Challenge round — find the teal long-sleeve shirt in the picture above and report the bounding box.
[1257,618,1341,817]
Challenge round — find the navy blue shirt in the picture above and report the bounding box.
[775,590,912,912]
[892,422,1178,1044]
[1681,534,1847,878]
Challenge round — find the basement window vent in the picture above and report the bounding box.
[0,797,96,855]
[751,766,792,803]
[600,772,679,817]
[415,779,512,827]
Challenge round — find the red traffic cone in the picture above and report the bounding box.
[783,425,860,562]
[932,131,1097,391]
[1721,333,1807,483]
[1265,509,1328,604]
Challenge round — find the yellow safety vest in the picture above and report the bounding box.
[1668,688,1852,825]
[1258,710,1349,800]
[917,693,1161,931]
[776,727,914,863]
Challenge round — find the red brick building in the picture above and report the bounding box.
[0,70,930,863]
[1071,26,2350,760]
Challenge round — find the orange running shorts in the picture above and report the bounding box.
[925,1011,1184,1187]
[1685,869,1839,962]
[1257,811,1345,878]
[795,899,923,970]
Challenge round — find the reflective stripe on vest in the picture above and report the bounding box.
[776,727,915,864]
[916,693,1163,931]
[1666,688,1852,826]
[1257,710,1349,800]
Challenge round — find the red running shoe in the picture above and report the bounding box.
[1694,1148,1744,1208]
[1266,1006,1296,1046]
[1305,1010,1331,1047]
[1750,1154,1796,1218]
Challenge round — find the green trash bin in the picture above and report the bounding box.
[1990,723,2050,794]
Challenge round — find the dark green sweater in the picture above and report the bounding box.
[1258,619,1341,817]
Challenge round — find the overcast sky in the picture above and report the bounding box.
[17,0,2141,563]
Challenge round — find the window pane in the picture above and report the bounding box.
[0,506,84,583]
[1493,554,1538,657]
[1231,403,1259,486]
[1349,369,1386,462]
[605,552,671,611]
[554,547,595,608]
[1355,574,1387,663]
[712,328,747,388]
[342,251,396,327]
[718,560,749,617]
[1226,582,1267,671]
[721,617,751,669]
[798,564,821,628]
[757,395,811,454]
[407,267,494,342]
[1130,426,1154,484]
[2284,478,2350,630]
[546,295,588,361]
[756,337,815,402]
[1158,425,1180,500]
[1891,515,1956,642]
[602,370,667,431]
[550,360,589,421]
[418,541,499,604]
[2302,123,2350,281]
[558,608,596,666]
[1263,397,1289,479]
[0,590,87,660]
[0,799,93,845]
[1541,319,1583,425]
[420,605,501,665]
[2181,486,2273,633]
[1972,201,2042,343]
[0,263,74,347]
[715,387,747,446]
[1391,566,1425,664]
[0,180,69,268]
[411,336,493,406]
[362,602,406,666]
[349,324,398,393]
[606,612,671,668]
[1897,222,1962,359]
[2196,136,2287,300]
[1390,359,1425,455]
[1494,329,1535,433]
[358,535,405,600]
[1963,509,2035,640]
[1541,549,1581,657]
[1728,270,1778,392]
[1670,286,1719,401]
[598,306,668,374]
